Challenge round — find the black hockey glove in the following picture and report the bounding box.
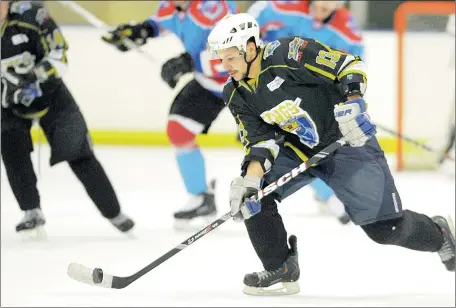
[101,21,156,52]
[1,68,42,108]
[161,52,194,89]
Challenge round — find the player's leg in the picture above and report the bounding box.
[317,137,455,271]
[309,178,350,224]
[166,80,224,229]
[242,146,314,295]
[1,108,46,238]
[39,85,134,233]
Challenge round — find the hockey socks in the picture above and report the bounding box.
[176,147,208,195]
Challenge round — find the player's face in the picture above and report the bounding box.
[217,47,247,81]
[1,1,8,24]
[311,1,338,22]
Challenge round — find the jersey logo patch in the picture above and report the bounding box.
[263,40,280,60]
[266,76,284,92]
[12,34,29,45]
[287,37,308,62]
[261,98,320,148]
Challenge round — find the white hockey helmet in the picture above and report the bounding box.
[207,13,260,55]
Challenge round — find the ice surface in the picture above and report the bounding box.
[1,146,455,307]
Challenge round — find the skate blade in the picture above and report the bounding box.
[243,281,300,296]
[19,226,48,242]
[173,215,217,232]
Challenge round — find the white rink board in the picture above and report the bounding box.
[1,146,455,307]
[56,27,454,138]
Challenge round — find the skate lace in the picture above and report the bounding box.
[257,268,281,281]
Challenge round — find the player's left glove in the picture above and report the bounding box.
[229,176,262,221]
[161,52,194,89]
[334,98,376,147]
[1,68,42,108]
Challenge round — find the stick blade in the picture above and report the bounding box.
[67,263,113,288]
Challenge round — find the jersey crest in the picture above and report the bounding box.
[263,40,281,60]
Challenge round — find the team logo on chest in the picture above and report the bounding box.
[260,98,320,148]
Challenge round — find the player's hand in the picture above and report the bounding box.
[229,176,262,221]
[334,98,376,147]
[161,52,194,89]
[1,68,41,107]
[101,21,155,52]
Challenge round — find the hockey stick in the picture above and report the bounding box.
[438,125,455,164]
[376,123,455,162]
[57,1,157,63]
[67,138,348,289]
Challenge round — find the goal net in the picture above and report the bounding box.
[394,2,455,171]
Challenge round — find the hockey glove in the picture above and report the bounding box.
[161,52,194,89]
[101,21,155,52]
[1,68,42,108]
[334,98,376,147]
[229,176,262,221]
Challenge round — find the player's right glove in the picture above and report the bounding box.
[161,52,194,89]
[334,98,376,147]
[229,176,262,221]
[101,21,156,52]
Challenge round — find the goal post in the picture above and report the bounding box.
[394,1,455,171]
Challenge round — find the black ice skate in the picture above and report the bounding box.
[16,208,47,240]
[109,213,135,234]
[432,216,455,271]
[243,235,300,296]
[173,180,217,230]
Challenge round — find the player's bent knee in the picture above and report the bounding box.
[166,120,197,147]
[361,214,407,245]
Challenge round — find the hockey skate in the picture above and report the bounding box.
[432,215,455,271]
[173,179,217,231]
[243,235,300,296]
[109,213,135,236]
[16,208,47,241]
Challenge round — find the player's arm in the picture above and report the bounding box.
[225,86,279,221]
[101,7,161,52]
[293,38,367,99]
[288,38,375,147]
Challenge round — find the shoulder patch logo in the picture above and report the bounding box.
[263,40,281,60]
[10,1,32,15]
[266,76,284,92]
[287,37,308,62]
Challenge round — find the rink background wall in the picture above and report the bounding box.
[30,27,453,153]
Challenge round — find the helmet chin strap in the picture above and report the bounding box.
[241,46,261,80]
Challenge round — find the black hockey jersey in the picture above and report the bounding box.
[222,36,367,173]
[1,1,69,118]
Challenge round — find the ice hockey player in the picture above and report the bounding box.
[207,13,456,295]
[1,1,134,239]
[246,0,365,225]
[102,0,238,229]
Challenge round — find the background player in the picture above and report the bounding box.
[208,13,455,295]
[1,1,134,239]
[247,0,364,224]
[101,0,238,229]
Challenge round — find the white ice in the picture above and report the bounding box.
[1,145,455,307]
